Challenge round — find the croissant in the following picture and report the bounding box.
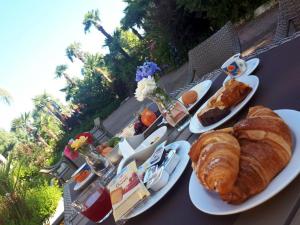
[189,130,240,194]
[221,106,293,203]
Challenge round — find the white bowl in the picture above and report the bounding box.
[135,126,167,153]
[125,133,145,149]
[117,126,168,173]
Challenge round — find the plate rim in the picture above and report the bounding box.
[189,75,259,134]
[178,80,213,110]
[126,140,191,218]
[188,109,300,215]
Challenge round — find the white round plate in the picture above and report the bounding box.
[73,172,96,191]
[178,80,212,110]
[223,58,260,85]
[189,75,259,134]
[126,140,191,218]
[189,109,300,215]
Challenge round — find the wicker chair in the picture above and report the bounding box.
[274,0,300,42]
[188,21,241,81]
[40,155,78,185]
[89,117,113,145]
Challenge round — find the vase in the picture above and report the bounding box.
[79,144,116,185]
[150,89,190,131]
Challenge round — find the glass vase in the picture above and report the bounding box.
[150,90,190,131]
[79,144,116,185]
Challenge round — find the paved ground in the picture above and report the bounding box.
[102,5,279,136]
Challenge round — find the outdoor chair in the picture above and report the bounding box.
[274,0,300,42]
[40,154,78,186]
[89,117,113,145]
[188,21,241,81]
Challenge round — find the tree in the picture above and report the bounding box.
[83,53,113,83]
[0,88,12,105]
[65,42,85,63]
[32,92,64,125]
[0,129,16,157]
[55,64,76,86]
[121,0,150,39]
[83,9,131,59]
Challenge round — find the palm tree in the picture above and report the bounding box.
[0,88,12,105]
[55,64,76,86]
[83,9,131,59]
[32,93,63,124]
[83,53,113,83]
[65,42,85,63]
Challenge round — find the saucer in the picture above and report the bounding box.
[223,58,260,85]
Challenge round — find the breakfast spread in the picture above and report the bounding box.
[182,90,198,106]
[189,106,293,204]
[197,79,252,126]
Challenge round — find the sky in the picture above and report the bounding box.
[0,0,127,131]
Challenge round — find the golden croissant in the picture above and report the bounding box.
[190,106,293,204]
[221,106,292,203]
[189,130,240,195]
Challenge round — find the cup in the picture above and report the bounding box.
[72,179,112,223]
[221,53,247,78]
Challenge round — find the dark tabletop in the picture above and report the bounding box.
[64,34,300,225]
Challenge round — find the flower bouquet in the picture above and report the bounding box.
[134,61,190,130]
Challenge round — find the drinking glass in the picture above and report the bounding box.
[72,179,112,223]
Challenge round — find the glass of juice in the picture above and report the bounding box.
[72,180,112,223]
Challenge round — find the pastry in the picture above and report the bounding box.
[189,130,240,194]
[190,106,293,204]
[182,90,198,106]
[197,107,231,126]
[221,106,292,203]
[197,79,252,126]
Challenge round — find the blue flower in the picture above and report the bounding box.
[135,61,161,82]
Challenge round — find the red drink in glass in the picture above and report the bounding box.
[81,187,112,222]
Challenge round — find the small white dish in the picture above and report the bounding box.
[117,127,168,173]
[73,172,96,191]
[126,140,191,218]
[189,109,300,215]
[189,75,259,134]
[71,163,89,178]
[135,126,168,154]
[223,58,260,85]
[178,80,212,110]
[147,168,169,192]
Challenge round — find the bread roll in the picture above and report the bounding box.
[182,90,198,106]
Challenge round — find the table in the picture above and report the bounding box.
[64,32,300,225]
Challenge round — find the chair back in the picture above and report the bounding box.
[188,21,240,81]
[274,0,300,41]
[89,117,113,145]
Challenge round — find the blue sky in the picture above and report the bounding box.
[0,0,126,131]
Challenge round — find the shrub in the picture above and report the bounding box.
[25,184,62,225]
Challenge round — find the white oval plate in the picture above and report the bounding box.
[73,172,96,191]
[178,80,212,110]
[189,75,259,134]
[189,109,300,215]
[126,140,191,218]
[223,58,260,85]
